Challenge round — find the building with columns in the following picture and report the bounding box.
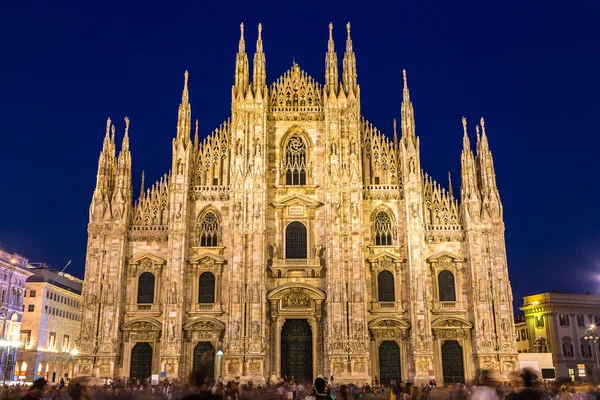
[0,248,33,382]
[520,292,600,381]
[75,22,517,385]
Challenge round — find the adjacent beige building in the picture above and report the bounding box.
[76,23,517,384]
[0,248,33,381]
[19,267,83,382]
[520,292,600,381]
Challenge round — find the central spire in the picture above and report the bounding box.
[234,22,249,98]
[176,71,191,144]
[252,23,266,94]
[342,22,357,96]
[400,69,416,145]
[325,22,338,96]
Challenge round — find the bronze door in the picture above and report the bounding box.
[130,342,152,380]
[281,319,313,383]
[378,341,401,384]
[193,342,215,379]
[441,340,464,383]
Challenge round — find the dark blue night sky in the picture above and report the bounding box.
[1,1,599,311]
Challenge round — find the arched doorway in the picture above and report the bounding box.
[281,319,312,383]
[130,343,153,380]
[378,341,401,384]
[193,342,215,379]
[441,340,464,383]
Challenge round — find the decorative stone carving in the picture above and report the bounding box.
[282,289,310,308]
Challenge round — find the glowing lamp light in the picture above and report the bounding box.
[71,349,79,356]
[0,340,22,348]
[216,350,223,356]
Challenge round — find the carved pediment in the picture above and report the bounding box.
[183,317,225,331]
[130,253,166,266]
[189,252,227,265]
[426,251,463,264]
[367,251,404,264]
[121,318,162,331]
[271,194,323,209]
[431,317,473,330]
[368,317,411,330]
[267,283,326,301]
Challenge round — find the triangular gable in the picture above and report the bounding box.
[189,252,227,264]
[367,250,404,263]
[130,253,166,265]
[271,194,323,209]
[426,251,463,263]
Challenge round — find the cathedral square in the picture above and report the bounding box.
[74,22,517,385]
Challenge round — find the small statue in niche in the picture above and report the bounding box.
[409,159,415,173]
[272,244,280,259]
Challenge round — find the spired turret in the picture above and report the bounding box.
[233,23,249,100]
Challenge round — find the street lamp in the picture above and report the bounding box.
[584,324,600,382]
[216,350,224,381]
[0,339,22,384]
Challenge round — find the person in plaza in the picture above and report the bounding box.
[67,376,93,400]
[339,385,350,400]
[306,377,333,400]
[20,378,47,400]
[180,370,219,400]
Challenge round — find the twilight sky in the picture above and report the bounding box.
[1,0,599,311]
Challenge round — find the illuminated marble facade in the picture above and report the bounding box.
[76,23,517,384]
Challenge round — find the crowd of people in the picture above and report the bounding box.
[3,369,600,400]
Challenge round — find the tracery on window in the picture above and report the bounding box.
[373,212,393,246]
[285,135,307,185]
[199,212,219,247]
[438,270,456,302]
[198,272,216,304]
[285,222,307,259]
[377,270,395,302]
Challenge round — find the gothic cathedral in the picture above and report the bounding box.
[75,23,517,385]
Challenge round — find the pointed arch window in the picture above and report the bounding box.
[377,270,395,302]
[285,135,307,185]
[199,212,219,247]
[373,212,393,245]
[438,270,456,302]
[285,222,307,259]
[198,272,216,304]
[137,272,155,304]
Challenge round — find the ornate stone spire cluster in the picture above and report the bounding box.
[175,71,192,146]
[325,23,338,96]
[400,70,417,148]
[90,117,131,222]
[361,118,400,188]
[132,173,170,227]
[233,23,249,99]
[252,23,266,95]
[460,117,479,204]
[342,22,358,97]
[475,117,501,216]
[422,172,459,227]
[192,119,231,187]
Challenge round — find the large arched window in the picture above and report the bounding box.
[373,212,393,246]
[285,135,307,185]
[199,212,219,247]
[378,270,395,302]
[198,272,216,304]
[137,272,155,304]
[438,270,456,302]
[285,222,307,259]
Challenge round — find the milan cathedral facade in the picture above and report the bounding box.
[75,23,517,384]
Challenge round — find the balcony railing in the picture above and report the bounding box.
[432,301,466,313]
[270,258,323,278]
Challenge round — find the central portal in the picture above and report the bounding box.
[281,319,313,383]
